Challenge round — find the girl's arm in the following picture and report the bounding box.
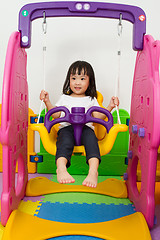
[92,96,119,119]
[40,90,61,119]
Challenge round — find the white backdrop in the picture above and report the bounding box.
[0,0,160,114]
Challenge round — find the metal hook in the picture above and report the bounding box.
[119,13,122,26]
[43,11,46,23]
[42,11,47,34]
[118,13,123,36]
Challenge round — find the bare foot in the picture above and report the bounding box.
[82,170,98,188]
[56,168,75,184]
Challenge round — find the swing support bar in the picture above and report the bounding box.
[19,1,146,50]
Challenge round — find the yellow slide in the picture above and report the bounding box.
[2,210,151,240]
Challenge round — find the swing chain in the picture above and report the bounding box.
[117,13,123,37]
[42,11,47,34]
[117,13,123,56]
[115,13,123,125]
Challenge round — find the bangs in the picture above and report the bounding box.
[70,62,89,76]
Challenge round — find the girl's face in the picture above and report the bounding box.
[69,69,89,97]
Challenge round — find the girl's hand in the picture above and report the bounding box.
[40,90,49,103]
[39,90,60,118]
[107,96,119,112]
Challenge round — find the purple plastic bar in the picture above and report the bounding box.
[44,106,113,146]
[19,1,146,50]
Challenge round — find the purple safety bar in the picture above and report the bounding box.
[44,106,113,146]
[19,1,146,50]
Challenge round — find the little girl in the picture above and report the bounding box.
[40,60,119,188]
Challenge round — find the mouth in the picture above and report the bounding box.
[75,87,81,91]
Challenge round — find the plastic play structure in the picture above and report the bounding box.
[0,1,159,239]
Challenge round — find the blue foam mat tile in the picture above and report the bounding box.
[48,236,102,240]
[34,202,136,223]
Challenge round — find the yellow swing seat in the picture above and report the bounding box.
[31,92,128,156]
[31,122,128,156]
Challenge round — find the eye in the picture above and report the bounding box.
[81,77,85,80]
[72,77,76,80]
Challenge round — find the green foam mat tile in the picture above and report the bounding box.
[42,192,132,205]
[41,175,132,205]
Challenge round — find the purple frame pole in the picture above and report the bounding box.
[19,1,146,50]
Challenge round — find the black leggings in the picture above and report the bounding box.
[55,125,101,168]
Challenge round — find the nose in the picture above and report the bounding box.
[75,78,81,85]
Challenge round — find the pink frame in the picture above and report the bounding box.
[126,35,160,229]
[0,32,28,226]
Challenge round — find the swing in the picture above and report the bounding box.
[31,13,128,157]
[31,107,128,156]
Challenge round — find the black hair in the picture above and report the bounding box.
[63,60,97,99]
